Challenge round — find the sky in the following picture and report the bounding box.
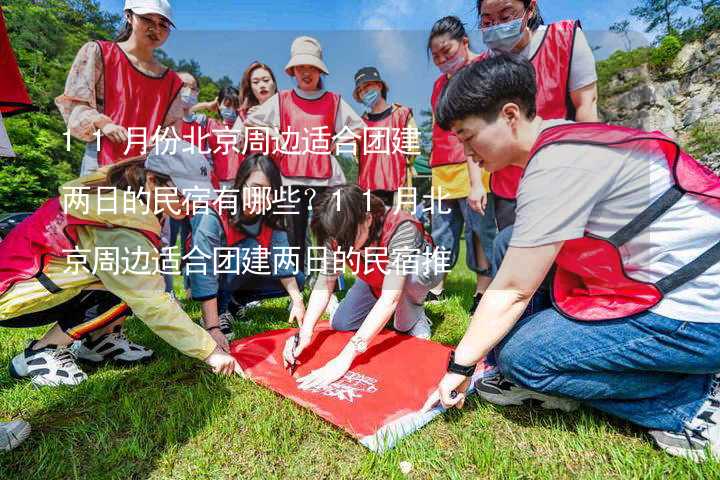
[96,0,664,115]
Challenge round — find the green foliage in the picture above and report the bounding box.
[649,34,683,71]
[686,121,720,158]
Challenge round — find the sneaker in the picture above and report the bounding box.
[0,420,30,451]
[217,312,235,341]
[407,313,432,340]
[475,373,579,412]
[10,342,87,387]
[71,326,153,364]
[426,291,445,303]
[650,374,720,461]
[470,293,483,315]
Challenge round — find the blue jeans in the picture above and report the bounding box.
[431,195,497,274]
[497,308,720,432]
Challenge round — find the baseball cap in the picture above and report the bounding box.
[145,139,217,201]
[124,0,175,27]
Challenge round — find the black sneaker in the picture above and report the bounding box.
[475,373,579,412]
[470,293,483,314]
[10,341,87,387]
[650,374,720,461]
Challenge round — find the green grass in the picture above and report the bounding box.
[2,250,719,479]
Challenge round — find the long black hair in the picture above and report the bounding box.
[476,0,544,31]
[231,153,285,231]
[426,16,469,59]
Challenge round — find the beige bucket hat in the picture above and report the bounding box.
[284,36,330,76]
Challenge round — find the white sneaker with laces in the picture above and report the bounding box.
[71,327,153,364]
[10,341,87,387]
[407,313,432,340]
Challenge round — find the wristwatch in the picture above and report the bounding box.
[447,351,476,377]
[349,335,368,354]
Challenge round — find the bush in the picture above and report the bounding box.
[650,34,683,72]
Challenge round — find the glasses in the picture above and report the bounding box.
[134,13,172,33]
[480,8,526,29]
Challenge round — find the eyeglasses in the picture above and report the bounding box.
[133,13,172,33]
[480,8,526,29]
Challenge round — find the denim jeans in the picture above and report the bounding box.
[431,195,497,274]
[496,308,720,432]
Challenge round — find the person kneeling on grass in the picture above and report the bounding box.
[425,54,720,461]
[0,147,242,390]
[283,185,443,389]
[187,153,306,350]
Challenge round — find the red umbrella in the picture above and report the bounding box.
[0,7,35,116]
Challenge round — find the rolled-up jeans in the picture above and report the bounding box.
[330,255,444,332]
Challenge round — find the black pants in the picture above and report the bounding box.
[285,186,326,273]
[0,291,129,340]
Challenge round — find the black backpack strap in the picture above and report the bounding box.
[656,241,720,295]
[610,186,684,247]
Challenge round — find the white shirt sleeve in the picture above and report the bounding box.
[569,28,598,92]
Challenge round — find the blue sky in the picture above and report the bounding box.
[97,0,660,115]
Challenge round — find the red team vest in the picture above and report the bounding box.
[346,210,433,298]
[358,106,413,191]
[96,40,183,167]
[429,56,484,168]
[0,197,161,297]
[275,90,340,179]
[207,117,240,182]
[488,20,580,229]
[525,123,720,321]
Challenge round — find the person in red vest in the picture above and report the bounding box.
[245,36,365,277]
[282,185,444,389]
[186,154,305,351]
[426,16,497,314]
[426,55,720,461]
[56,0,183,175]
[475,0,599,292]
[351,66,419,207]
[0,146,242,391]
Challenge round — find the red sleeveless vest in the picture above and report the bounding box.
[525,123,720,321]
[275,90,340,179]
[207,117,240,182]
[0,197,161,297]
[96,41,183,167]
[490,20,580,209]
[430,56,484,168]
[346,210,433,298]
[358,106,412,191]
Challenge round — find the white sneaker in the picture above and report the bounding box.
[71,327,153,364]
[407,313,432,340]
[475,373,579,412]
[10,342,87,387]
[217,312,235,341]
[0,420,30,451]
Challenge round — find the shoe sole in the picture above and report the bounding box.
[479,390,579,412]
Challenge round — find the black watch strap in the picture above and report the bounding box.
[447,351,476,377]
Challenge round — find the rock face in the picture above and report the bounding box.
[601,31,720,150]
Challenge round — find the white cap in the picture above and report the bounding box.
[124,0,174,27]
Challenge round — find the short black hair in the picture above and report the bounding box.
[435,53,537,130]
[426,16,468,58]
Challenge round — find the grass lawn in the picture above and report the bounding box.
[2,247,719,479]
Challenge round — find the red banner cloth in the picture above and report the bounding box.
[230,325,452,451]
[0,8,35,116]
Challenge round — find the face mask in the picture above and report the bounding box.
[219,106,237,123]
[438,50,467,76]
[482,14,526,53]
[180,88,198,108]
[361,89,380,110]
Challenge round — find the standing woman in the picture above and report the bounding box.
[56,0,184,175]
[427,16,497,313]
[245,36,366,273]
[476,0,599,270]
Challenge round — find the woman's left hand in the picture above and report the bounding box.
[423,372,471,412]
[296,350,353,390]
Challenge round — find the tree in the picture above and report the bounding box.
[610,20,633,51]
[630,0,686,36]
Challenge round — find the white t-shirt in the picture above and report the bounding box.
[517,24,598,92]
[511,120,720,323]
[0,112,15,158]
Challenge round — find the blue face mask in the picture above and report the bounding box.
[482,15,526,53]
[219,106,237,123]
[361,89,381,110]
